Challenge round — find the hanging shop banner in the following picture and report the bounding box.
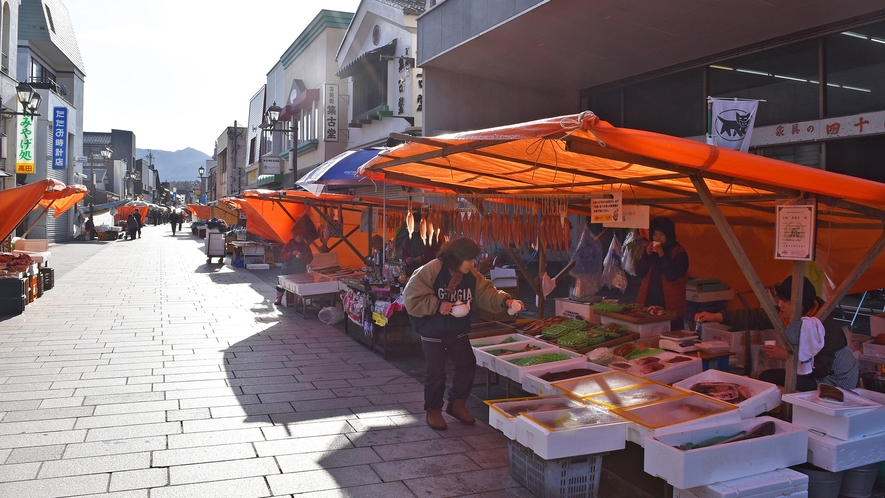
[604,204,650,228]
[591,192,622,224]
[52,107,68,170]
[775,200,816,261]
[324,84,339,142]
[15,112,35,174]
[708,97,760,153]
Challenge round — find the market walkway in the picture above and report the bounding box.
[0,225,531,498]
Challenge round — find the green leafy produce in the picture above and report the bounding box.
[540,319,587,339]
[625,347,664,360]
[593,302,623,312]
[507,353,573,366]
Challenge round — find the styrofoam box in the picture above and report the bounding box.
[521,360,611,396]
[806,428,885,472]
[469,333,535,349]
[870,312,885,335]
[554,298,601,323]
[863,341,885,358]
[495,348,587,383]
[782,389,885,440]
[486,395,585,440]
[686,288,735,303]
[515,405,628,459]
[601,315,670,338]
[674,468,809,498]
[700,323,765,367]
[622,394,742,447]
[644,416,808,489]
[674,369,782,419]
[473,340,558,373]
[631,351,702,385]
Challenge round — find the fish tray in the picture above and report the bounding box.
[486,395,586,440]
[516,405,627,459]
[536,330,640,355]
[596,309,676,324]
[674,369,782,419]
[473,340,558,373]
[522,362,612,396]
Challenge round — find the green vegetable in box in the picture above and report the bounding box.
[558,331,605,350]
[507,352,573,367]
[593,302,623,313]
[540,319,587,339]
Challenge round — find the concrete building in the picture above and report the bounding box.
[214,124,247,197]
[82,129,136,203]
[417,1,885,183]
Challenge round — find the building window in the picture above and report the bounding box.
[825,22,885,118]
[45,5,56,33]
[352,58,388,119]
[29,59,56,85]
[1,3,10,74]
[249,136,256,164]
[708,40,819,126]
[624,68,705,137]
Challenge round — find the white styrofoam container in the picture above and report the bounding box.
[782,389,885,440]
[635,352,702,385]
[644,416,808,489]
[486,395,585,440]
[870,313,885,336]
[515,405,628,459]
[473,340,558,372]
[585,382,687,410]
[686,288,735,303]
[674,468,809,498]
[521,361,611,396]
[674,369,782,419]
[622,394,742,447]
[469,333,534,348]
[495,348,587,382]
[601,315,670,338]
[863,341,885,358]
[805,428,885,472]
[554,298,601,323]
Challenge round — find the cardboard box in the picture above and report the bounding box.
[554,298,601,323]
[871,312,885,336]
[643,417,808,489]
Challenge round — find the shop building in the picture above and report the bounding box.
[418,1,885,182]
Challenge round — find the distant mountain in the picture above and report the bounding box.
[135,148,212,182]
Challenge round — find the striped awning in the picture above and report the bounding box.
[256,174,284,186]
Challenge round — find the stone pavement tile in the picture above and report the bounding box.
[182,415,273,432]
[404,467,517,497]
[80,369,154,380]
[152,379,230,392]
[209,402,298,419]
[0,447,10,462]
[149,476,270,498]
[254,433,354,457]
[166,408,210,421]
[226,366,303,378]
[259,389,336,404]
[312,379,353,389]
[292,396,375,412]
[85,421,181,442]
[152,364,224,376]
[376,381,425,394]
[166,427,266,449]
[266,464,382,495]
[0,473,110,497]
[276,447,382,473]
[331,386,386,398]
[347,416,400,432]
[38,452,150,478]
[347,375,414,387]
[365,391,424,405]
[295,481,417,498]
[2,405,95,422]
[162,371,228,383]
[460,488,536,498]
[152,442,256,467]
[74,411,167,429]
[0,460,41,480]
[372,453,482,481]
[109,467,168,491]
[346,425,442,448]
[178,394,258,409]
[389,414,426,427]
[461,433,510,451]
[227,375,307,388]
[93,400,179,416]
[0,399,42,411]
[51,377,129,390]
[0,429,87,449]
[73,384,154,397]
[5,444,65,463]
[64,435,168,459]
[127,375,164,385]
[261,419,355,440]
[0,381,52,392]
[268,408,354,425]
[4,372,82,383]
[0,418,76,435]
[83,392,166,406]
[168,456,279,485]
[465,446,510,469]
[375,438,476,462]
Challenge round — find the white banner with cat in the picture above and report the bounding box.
[708,97,760,152]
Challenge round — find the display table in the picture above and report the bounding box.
[229,241,280,266]
[278,273,342,318]
[341,280,418,357]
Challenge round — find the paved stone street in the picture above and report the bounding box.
[0,224,529,498]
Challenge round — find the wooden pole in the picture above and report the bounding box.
[816,229,885,321]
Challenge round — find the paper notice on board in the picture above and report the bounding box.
[775,202,815,261]
[603,204,650,228]
[591,192,622,224]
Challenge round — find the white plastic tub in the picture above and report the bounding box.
[601,315,670,338]
[782,388,884,440]
[469,333,534,348]
[674,369,782,419]
[806,428,885,472]
[673,468,809,498]
[643,416,808,489]
[473,340,558,373]
[515,405,627,459]
[521,361,611,396]
[486,395,586,440]
[618,392,742,447]
[495,348,587,382]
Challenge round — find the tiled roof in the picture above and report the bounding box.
[376,0,426,14]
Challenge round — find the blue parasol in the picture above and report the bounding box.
[296,148,385,195]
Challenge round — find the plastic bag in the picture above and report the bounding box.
[569,227,604,299]
[621,229,643,276]
[602,234,628,292]
[318,306,345,325]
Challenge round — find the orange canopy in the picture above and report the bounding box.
[37,184,88,218]
[116,205,149,224]
[188,204,211,220]
[359,112,885,294]
[0,179,78,240]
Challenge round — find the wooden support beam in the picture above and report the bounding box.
[816,229,885,321]
[538,241,547,319]
[307,201,365,262]
[504,243,541,297]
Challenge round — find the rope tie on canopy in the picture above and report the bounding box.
[525,137,567,181]
[559,111,605,147]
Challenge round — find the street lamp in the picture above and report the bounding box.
[198,166,205,203]
[261,101,297,189]
[1,82,42,117]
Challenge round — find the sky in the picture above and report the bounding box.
[64,0,362,156]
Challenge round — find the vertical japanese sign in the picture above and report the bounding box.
[15,110,35,174]
[52,107,68,170]
[775,200,816,261]
[324,83,338,142]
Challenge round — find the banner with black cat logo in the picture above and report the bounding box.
[707,98,760,152]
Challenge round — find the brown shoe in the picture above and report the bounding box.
[445,399,475,425]
[426,408,447,430]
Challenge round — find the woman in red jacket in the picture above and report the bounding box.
[636,217,689,331]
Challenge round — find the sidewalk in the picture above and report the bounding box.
[0,225,528,498]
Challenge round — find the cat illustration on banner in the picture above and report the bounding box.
[717,109,753,140]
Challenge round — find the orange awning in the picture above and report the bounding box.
[37,184,88,218]
[358,112,885,294]
[188,204,211,220]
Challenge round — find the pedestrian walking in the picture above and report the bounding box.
[134,211,143,238]
[126,213,139,240]
[169,210,180,236]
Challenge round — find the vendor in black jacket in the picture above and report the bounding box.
[695,276,857,391]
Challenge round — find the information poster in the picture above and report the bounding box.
[591,192,622,224]
[604,204,650,228]
[775,201,816,261]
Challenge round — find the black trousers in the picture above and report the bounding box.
[421,333,476,410]
[759,368,818,391]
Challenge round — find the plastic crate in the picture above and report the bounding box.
[508,439,602,498]
[40,267,54,291]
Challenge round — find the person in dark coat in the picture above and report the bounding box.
[169,210,180,235]
[126,213,139,240]
[133,211,143,238]
[274,225,314,306]
[636,216,689,331]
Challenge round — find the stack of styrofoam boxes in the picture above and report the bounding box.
[472,340,559,373]
[554,298,601,323]
[674,369,782,419]
[600,314,670,338]
[782,388,885,472]
[644,417,809,490]
[672,468,809,498]
[700,322,776,371]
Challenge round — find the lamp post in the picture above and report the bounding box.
[198,166,205,204]
[261,101,298,189]
[2,82,42,117]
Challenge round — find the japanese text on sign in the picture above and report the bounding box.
[324,84,338,142]
[16,112,35,174]
[775,201,816,261]
[52,107,67,170]
[591,192,622,224]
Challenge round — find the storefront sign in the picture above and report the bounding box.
[591,192,622,224]
[752,109,885,146]
[604,204,650,228]
[324,84,338,142]
[15,111,35,174]
[775,200,816,261]
[52,107,67,170]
